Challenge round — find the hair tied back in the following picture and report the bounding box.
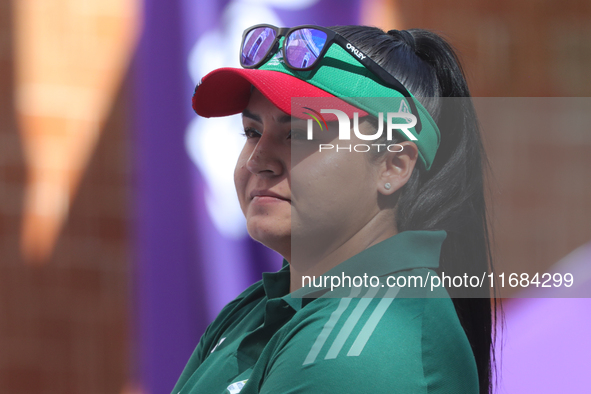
[387,29,417,52]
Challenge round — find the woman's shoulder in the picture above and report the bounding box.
[260,282,478,393]
[207,277,267,333]
[195,278,268,355]
[419,296,480,392]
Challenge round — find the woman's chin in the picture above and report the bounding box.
[246,217,291,252]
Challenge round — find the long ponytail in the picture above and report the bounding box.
[330,25,498,394]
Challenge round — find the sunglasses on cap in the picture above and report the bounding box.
[240,24,423,133]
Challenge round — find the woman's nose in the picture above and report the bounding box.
[245,131,285,176]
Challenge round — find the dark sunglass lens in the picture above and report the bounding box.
[241,27,277,66]
[285,28,328,69]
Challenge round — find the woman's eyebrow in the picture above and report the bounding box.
[242,108,292,124]
[242,108,262,123]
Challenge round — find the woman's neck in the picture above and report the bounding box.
[288,213,397,293]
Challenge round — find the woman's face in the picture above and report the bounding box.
[234,89,293,259]
[235,89,416,263]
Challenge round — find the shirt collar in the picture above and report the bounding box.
[321,229,446,278]
[261,265,290,300]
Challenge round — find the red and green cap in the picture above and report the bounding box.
[193,37,441,171]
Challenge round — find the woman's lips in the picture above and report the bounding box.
[250,189,291,203]
[252,195,290,204]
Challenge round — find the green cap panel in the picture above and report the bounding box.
[259,37,441,171]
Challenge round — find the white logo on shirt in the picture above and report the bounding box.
[210,337,226,353]
[227,379,248,394]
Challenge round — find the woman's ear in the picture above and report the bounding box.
[377,141,419,195]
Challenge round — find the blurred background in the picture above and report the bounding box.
[0,0,590,393]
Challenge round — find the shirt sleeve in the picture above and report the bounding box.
[257,296,478,394]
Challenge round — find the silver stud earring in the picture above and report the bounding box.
[384,183,392,190]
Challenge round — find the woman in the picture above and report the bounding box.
[172,25,497,394]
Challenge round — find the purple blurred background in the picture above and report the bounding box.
[1,0,590,393]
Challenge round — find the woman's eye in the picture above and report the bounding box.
[242,127,261,139]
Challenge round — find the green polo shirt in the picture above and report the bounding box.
[171,230,479,394]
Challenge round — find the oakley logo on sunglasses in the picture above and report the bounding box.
[345,43,366,61]
[306,108,418,141]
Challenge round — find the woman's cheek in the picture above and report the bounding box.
[234,156,250,213]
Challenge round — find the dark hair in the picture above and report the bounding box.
[329,26,500,394]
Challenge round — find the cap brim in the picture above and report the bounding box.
[192,67,367,120]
